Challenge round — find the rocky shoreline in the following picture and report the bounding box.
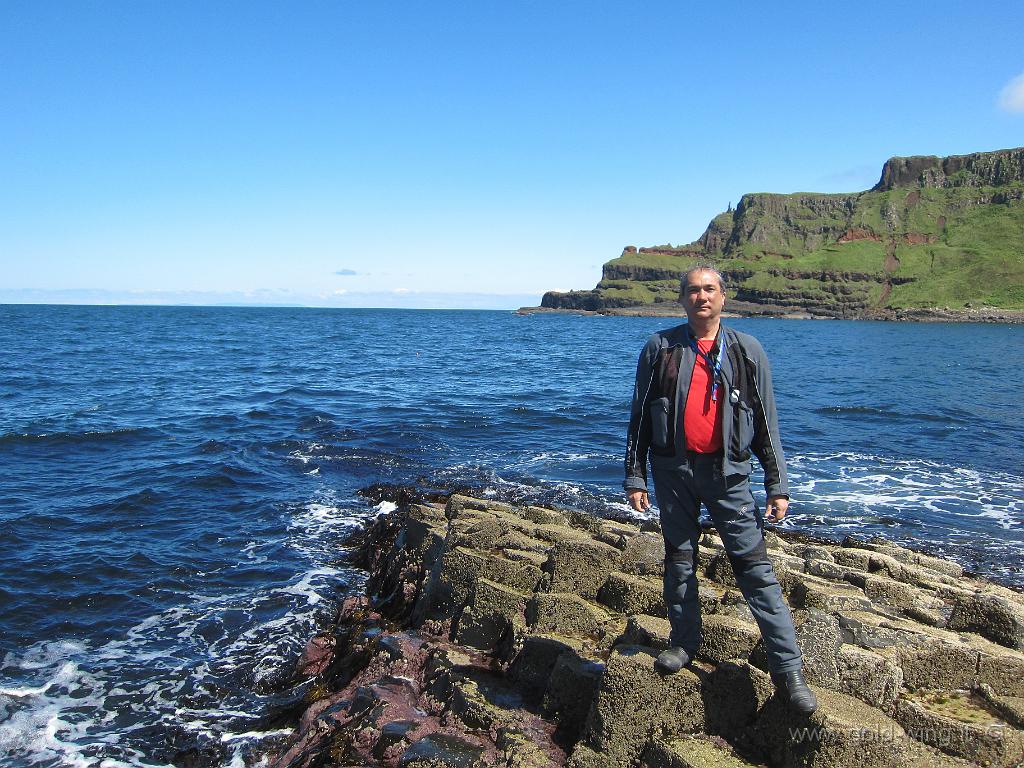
[515,303,1024,324]
[264,491,1024,768]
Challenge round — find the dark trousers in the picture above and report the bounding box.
[650,451,802,674]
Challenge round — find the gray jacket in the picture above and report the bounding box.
[623,323,789,499]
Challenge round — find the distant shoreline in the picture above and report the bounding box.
[516,303,1024,324]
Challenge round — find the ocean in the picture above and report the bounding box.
[1,305,1021,767]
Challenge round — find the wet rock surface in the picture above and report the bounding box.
[263,493,1024,767]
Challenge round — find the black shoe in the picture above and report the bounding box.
[655,647,692,674]
[771,670,818,715]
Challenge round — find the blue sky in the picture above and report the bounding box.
[2,1,1022,309]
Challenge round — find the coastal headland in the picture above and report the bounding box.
[528,147,1024,321]
[265,490,1024,768]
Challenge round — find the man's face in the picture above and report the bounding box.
[680,270,726,323]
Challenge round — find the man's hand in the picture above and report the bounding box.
[628,490,651,512]
[765,496,789,523]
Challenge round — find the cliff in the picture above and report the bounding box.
[539,147,1024,318]
[873,148,1024,191]
[264,491,1024,768]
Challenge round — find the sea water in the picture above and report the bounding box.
[1,305,1021,766]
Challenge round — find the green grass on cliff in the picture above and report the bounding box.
[734,269,881,305]
[596,279,680,304]
[593,183,1024,311]
[606,250,698,272]
[595,281,656,304]
[888,205,1024,308]
[724,239,889,275]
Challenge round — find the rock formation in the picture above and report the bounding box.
[266,493,1024,767]
[536,147,1024,319]
[873,149,1024,191]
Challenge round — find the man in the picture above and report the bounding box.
[623,265,817,715]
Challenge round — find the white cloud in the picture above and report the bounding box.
[997,72,1024,113]
[392,287,412,294]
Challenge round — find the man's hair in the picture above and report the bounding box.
[680,264,726,293]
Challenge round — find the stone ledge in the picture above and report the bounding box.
[264,491,1024,768]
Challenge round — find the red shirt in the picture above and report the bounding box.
[683,338,723,453]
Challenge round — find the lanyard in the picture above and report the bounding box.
[688,330,726,402]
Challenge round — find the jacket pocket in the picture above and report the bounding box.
[649,396,671,449]
[731,401,754,461]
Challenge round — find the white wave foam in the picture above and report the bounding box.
[241,540,269,565]
[1,641,87,673]
[780,452,1023,574]
[0,655,122,768]
[787,451,1021,529]
[276,567,341,606]
[287,443,324,465]
[0,494,381,768]
[0,660,78,698]
[517,450,615,467]
[220,727,292,742]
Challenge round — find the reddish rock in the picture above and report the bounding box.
[837,227,882,243]
[296,634,336,678]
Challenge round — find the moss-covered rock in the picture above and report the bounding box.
[698,614,762,667]
[597,571,665,617]
[544,537,621,600]
[836,645,903,714]
[456,578,530,651]
[703,661,774,750]
[794,609,842,689]
[542,653,605,744]
[978,649,1024,697]
[427,548,544,619]
[507,635,581,702]
[640,736,762,767]
[979,685,1024,729]
[895,692,1024,767]
[879,639,980,691]
[622,614,672,651]
[521,506,569,526]
[497,729,562,768]
[756,687,914,768]
[620,532,666,578]
[791,573,874,613]
[573,645,705,767]
[445,494,520,520]
[948,591,1024,650]
[527,592,613,639]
